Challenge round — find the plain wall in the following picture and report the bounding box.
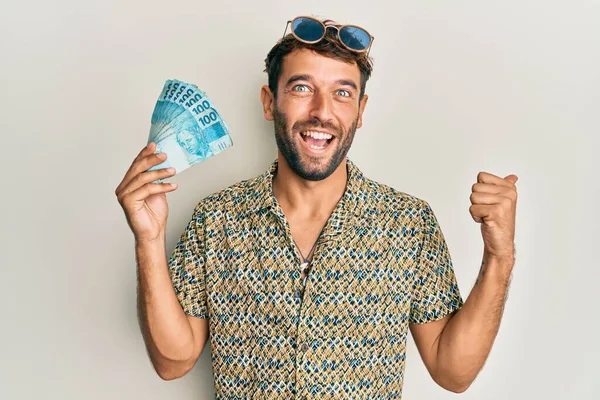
[1,0,598,398]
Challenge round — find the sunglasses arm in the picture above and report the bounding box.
[281,21,291,41]
[367,36,375,57]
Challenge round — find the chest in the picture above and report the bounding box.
[208,214,419,303]
[287,216,330,261]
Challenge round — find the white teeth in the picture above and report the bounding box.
[301,131,333,140]
[309,144,326,150]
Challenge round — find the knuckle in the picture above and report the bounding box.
[141,156,159,169]
[134,172,145,184]
[142,154,155,165]
[140,183,150,195]
[139,157,151,169]
[120,193,131,204]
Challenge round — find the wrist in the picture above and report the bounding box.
[135,233,166,248]
[484,247,515,265]
[483,252,514,283]
[135,234,167,271]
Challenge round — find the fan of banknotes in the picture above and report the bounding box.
[146,79,233,182]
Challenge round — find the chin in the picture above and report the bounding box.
[288,148,346,182]
[294,160,332,181]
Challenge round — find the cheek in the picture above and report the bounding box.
[278,107,307,132]
[336,102,359,116]
[280,98,310,119]
[335,108,359,131]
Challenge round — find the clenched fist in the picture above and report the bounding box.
[469,172,519,262]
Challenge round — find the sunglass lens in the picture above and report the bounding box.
[292,17,325,42]
[339,26,371,50]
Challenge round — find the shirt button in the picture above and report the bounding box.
[295,289,302,299]
[300,397,307,400]
[301,343,308,352]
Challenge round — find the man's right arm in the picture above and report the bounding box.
[115,142,209,380]
[136,235,209,380]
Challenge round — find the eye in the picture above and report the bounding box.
[293,84,310,92]
[336,89,351,97]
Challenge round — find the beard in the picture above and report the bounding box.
[272,104,358,181]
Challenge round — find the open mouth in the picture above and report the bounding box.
[299,130,335,151]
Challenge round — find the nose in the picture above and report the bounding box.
[308,90,334,125]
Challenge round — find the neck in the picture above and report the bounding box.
[272,154,348,220]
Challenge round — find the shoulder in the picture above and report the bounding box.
[190,172,266,219]
[359,174,430,223]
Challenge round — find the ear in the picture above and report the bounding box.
[356,94,369,129]
[260,85,275,121]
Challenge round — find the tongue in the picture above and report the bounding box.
[304,136,328,147]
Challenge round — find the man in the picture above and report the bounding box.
[115,16,519,399]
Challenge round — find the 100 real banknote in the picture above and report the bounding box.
[146,79,233,182]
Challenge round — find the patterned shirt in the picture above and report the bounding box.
[168,158,464,399]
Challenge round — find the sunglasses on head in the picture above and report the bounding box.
[282,16,374,55]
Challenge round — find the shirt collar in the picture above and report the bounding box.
[247,158,368,238]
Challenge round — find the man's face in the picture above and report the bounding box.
[262,48,368,181]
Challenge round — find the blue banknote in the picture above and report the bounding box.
[146,79,233,182]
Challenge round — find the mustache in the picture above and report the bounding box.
[292,119,343,136]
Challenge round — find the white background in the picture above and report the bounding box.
[1,0,598,398]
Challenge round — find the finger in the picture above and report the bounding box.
[469,204,493,223]
[118,167,176,199]
[136,141,156,162]
[125,181,178,203]
[477,171,516,189]
[115,143,159,194]
[470,192,514,206]
[472,183,516,198]
[117,152,168,195]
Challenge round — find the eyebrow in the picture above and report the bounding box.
[286,74,312,86]
[334,79,358,91]
[285,74,359,91]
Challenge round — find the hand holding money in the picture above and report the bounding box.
[146,79,233,182]
[115,142,177,244]
[115,79,232,243]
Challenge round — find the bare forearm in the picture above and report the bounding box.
[435,252,514,391]
[136,236,196,373]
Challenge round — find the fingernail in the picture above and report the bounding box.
[167,168,175,173]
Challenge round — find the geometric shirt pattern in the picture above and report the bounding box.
[168,158,464,399]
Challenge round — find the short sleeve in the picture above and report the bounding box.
[167,203,208,319]
[409,202,464,324]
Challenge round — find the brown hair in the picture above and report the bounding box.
[264,22,374,100]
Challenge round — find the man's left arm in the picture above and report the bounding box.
[410,171,519,393]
